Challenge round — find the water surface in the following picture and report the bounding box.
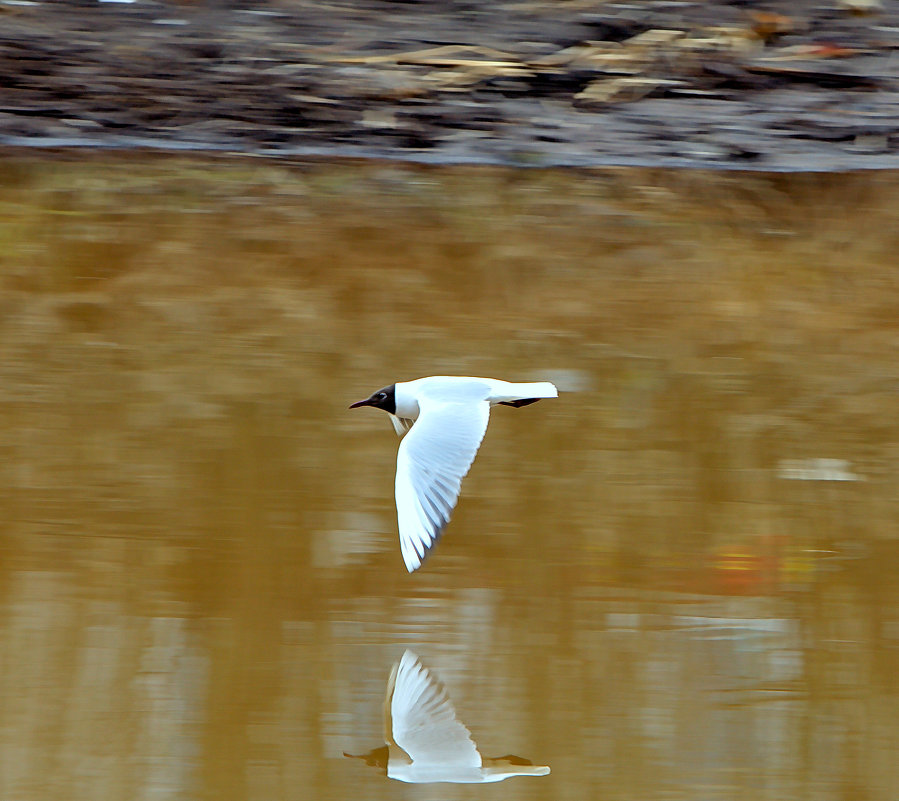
[0,156,897,800]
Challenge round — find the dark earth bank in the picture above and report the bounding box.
[2,0,899,169]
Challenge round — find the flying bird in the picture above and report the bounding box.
[344,650,550,783]
[350,375,557,572]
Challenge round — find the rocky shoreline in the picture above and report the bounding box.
[2,0,898,169]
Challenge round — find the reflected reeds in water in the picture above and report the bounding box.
[0,155,897,800]
[345,650,550,783]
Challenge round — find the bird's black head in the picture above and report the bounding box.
[349,384,396,414]
[343,746,388,772]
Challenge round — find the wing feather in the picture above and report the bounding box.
[395,396,490,572]
[390,415,415,436]
[389,651,481,768]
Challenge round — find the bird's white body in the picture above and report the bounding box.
[383,376,557,571]
[388,764,545,784]
[392,376,558,422]
[381,651,550,784]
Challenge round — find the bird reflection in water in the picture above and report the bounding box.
[345,650,550,783]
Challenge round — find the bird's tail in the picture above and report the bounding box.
[482,755,551,776]
[493,381,558,404]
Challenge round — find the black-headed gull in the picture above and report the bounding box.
[344,650,550,783]
[350,375,557,572]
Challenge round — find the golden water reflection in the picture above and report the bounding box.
[0,155,897,800]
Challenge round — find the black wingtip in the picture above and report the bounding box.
[408,517,450,573]
[498,398,542,408]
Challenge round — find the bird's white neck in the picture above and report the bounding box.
[393,381,421,420]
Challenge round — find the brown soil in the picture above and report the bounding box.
[1,0,898,169]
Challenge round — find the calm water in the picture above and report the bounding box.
[1,155,898,800]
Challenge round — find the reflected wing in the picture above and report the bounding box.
[388,651,481,768]
[395,396,490,572]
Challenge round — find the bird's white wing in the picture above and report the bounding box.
[388,651,481,768]
[395,395,490,572]
[389,415,415,436]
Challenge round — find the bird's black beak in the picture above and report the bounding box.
[349,397,373,409]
